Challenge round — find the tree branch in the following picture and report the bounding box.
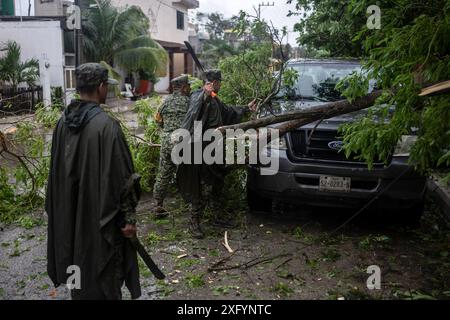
[217,90,382,134]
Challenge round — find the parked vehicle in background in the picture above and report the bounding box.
[247,59,426,221]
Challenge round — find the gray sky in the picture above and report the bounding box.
[194,0,301,46]
[16,0,301,45]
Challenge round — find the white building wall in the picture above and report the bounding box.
[112,0,194,93]
[112,0,190,44]
[0,20,65,89]
[33,0,64,16]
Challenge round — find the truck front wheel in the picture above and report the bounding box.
[247,188,272,213]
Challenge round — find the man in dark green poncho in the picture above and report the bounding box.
[46,63,141,300]
[176,69,256,239]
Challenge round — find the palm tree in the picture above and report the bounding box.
[0,41,39,91]
[82,0,167,78]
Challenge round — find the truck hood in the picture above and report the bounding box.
[267,99,388,131]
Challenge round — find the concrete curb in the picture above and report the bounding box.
[426,177,450,221]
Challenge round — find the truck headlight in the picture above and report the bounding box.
[394,135,417,157]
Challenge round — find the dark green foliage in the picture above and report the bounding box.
[219,43,274,106]
[125,96,162,192]
[51,87,64,107]
[287,0,366,57]
[0,103,60,223]
[222,168,248,212]
[218,12,297,108]
[0,41,39,90]
[291,0,450,177]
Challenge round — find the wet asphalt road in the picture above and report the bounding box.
[0,219,159,300]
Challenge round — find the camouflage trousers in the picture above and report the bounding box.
[153,137,176,203]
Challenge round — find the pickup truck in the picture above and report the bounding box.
[247,59,426,221]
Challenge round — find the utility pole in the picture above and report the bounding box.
[74,0,80,68]
[257,2,275,19]
[18,0,23,22]
[73,0,87,68]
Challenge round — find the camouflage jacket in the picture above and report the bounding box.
[158,92,190,135]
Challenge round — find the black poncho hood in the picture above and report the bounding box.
[63,99,102,133]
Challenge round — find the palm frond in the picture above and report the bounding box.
[0,41,39,89]
[122,35,162,50]
[82,0,166,77]
[99,60,122,96]
[115,46,167,77]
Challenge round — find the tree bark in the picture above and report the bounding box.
[217,90,383,134]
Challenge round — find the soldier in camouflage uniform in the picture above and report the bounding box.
[153,75,191,217]
[177,70,256,238]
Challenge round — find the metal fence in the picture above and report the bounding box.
[0,86,43,115]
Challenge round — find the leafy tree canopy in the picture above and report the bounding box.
[196,12,240,40]
[287,0,366,57]
[0,41,39,90]
[289,0,450,178]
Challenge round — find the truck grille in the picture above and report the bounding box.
[288,129,383,165]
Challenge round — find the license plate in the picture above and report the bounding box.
[319,176,351,192]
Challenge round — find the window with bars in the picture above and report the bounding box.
[176,10,184,30]
[65,68,76,90]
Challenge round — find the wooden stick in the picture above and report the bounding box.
[208,253,292,272]
[222,231,234,253]
[207,249,240,272]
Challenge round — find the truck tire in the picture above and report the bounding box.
[247,188,272,213]
[390,202,424,226]
[406,202,424,226]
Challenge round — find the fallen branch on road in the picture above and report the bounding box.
[208,252,293,272]
[208,249,240,272]
[0,130,37,194]
[274,257,293,270]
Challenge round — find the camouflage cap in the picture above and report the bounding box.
[171,75,190,87]
[75,63,118,88]
[204,69,222,82]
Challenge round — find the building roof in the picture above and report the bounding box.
[156,40,189,53]
[0,16,65,22]
[172,0,199,10]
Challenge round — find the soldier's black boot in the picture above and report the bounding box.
[211,215,238,228]
[209,202,237,228]
[154,200,169,219]
[189,214,205,239]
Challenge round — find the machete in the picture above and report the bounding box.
[129,237,166,280]
[117,175,165,280]
[184,41,205,74]
[184,41,217,97]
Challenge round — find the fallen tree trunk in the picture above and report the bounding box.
[217,90,383,134]
[419,80,450,96]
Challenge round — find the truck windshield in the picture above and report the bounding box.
[288,63,361,101]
